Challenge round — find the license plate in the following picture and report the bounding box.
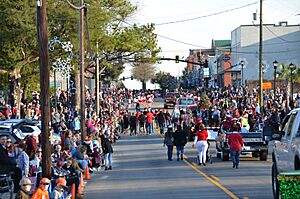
[243,146,251,151]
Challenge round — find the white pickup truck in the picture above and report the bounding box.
[271,108,300,199]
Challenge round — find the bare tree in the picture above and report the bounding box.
[131,62,157,90]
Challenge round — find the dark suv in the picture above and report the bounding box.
[164,92,180,108]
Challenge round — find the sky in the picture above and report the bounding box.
[120,0,300,89]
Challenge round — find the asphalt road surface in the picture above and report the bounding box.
[85,132,273,199]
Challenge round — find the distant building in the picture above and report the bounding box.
[185,40,233,88]
[231,22,300,88]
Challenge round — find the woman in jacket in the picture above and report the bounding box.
[101,133,114,170]
[163,126,174,161]
[227,125,244,169]
[192,124,208,166]
[173,124,187,161]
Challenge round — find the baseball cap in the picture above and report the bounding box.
[19,177,34,186]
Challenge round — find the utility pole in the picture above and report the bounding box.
[259,0,263,113]
[79,0,86,140]
[95,41,100,116]
[36,0,51,178]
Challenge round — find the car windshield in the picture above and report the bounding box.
[179,98,194,105]
[0,127,10,132]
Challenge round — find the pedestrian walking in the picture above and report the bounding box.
[173,124,187,161]
[129,112,137,136]
[101,133,114,170]
[163,126,174,161]
[228,125,244,169]
[192,124,208,166]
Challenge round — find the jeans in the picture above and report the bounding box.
[231,151,240,167]
[167,145,173,160]
[146,123,153,134]
[151,121,154,133]
[176,146,184,158]
[158,122,164,134]
[76,159,88,170]
[105,153,112,167]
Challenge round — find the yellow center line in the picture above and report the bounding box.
[211,175,220,181]
[185,160,239,199]
[157,130,239,199]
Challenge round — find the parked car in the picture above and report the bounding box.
[164,92,180,108]
[177,97,196,110]
[271,108,300,199]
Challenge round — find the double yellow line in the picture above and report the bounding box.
[157,132,240,199]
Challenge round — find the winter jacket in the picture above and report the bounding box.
[31,187,49,199]
[15,189,30,199]
[228,132,244,151]
[164,131,174,146]
[173,130,187,146]
[101,137,113,154]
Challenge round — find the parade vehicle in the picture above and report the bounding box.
[176,97,197,111]
[164,92,180,108]
[271,108,300,199]
[216,127,270,161]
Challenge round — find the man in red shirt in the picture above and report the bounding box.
[228,126,244,169]
[146,110,153,135]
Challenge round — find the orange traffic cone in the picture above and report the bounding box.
[71,183,76,199]
[80,173,84,188]
[78,174,83,194]
[84,166,91,180]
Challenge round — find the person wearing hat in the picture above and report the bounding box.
[50,178,68,199]
[163,125,174,161]
[31,178,50,199]
[15,177,33,199]
[192,124,208,166]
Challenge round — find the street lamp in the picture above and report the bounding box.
[273,60,278,93]
[240,60,244,87]
[289,62,296,109]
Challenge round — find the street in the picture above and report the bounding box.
[85,132,273,199]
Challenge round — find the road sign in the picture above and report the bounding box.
[262,82,272,89]
[203,68,209,78]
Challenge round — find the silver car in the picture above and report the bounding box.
[271,108,300,199]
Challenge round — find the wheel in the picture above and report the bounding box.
[221,150,229,161]
[259,151,268,161]
[252,152,259,158]
[272,163,280,199]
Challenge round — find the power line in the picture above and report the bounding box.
[155,1,258,26]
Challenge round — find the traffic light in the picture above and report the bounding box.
[131,76,133,80]
[175,55,179,63]
[122,76,125,81]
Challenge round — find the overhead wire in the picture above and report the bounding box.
[155,1,258,26]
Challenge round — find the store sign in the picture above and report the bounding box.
[262,82,272,89]
[203,68,210,78]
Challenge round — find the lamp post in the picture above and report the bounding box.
[240,60,244,87]
[289,63,296,109]
[273,60,278,94]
